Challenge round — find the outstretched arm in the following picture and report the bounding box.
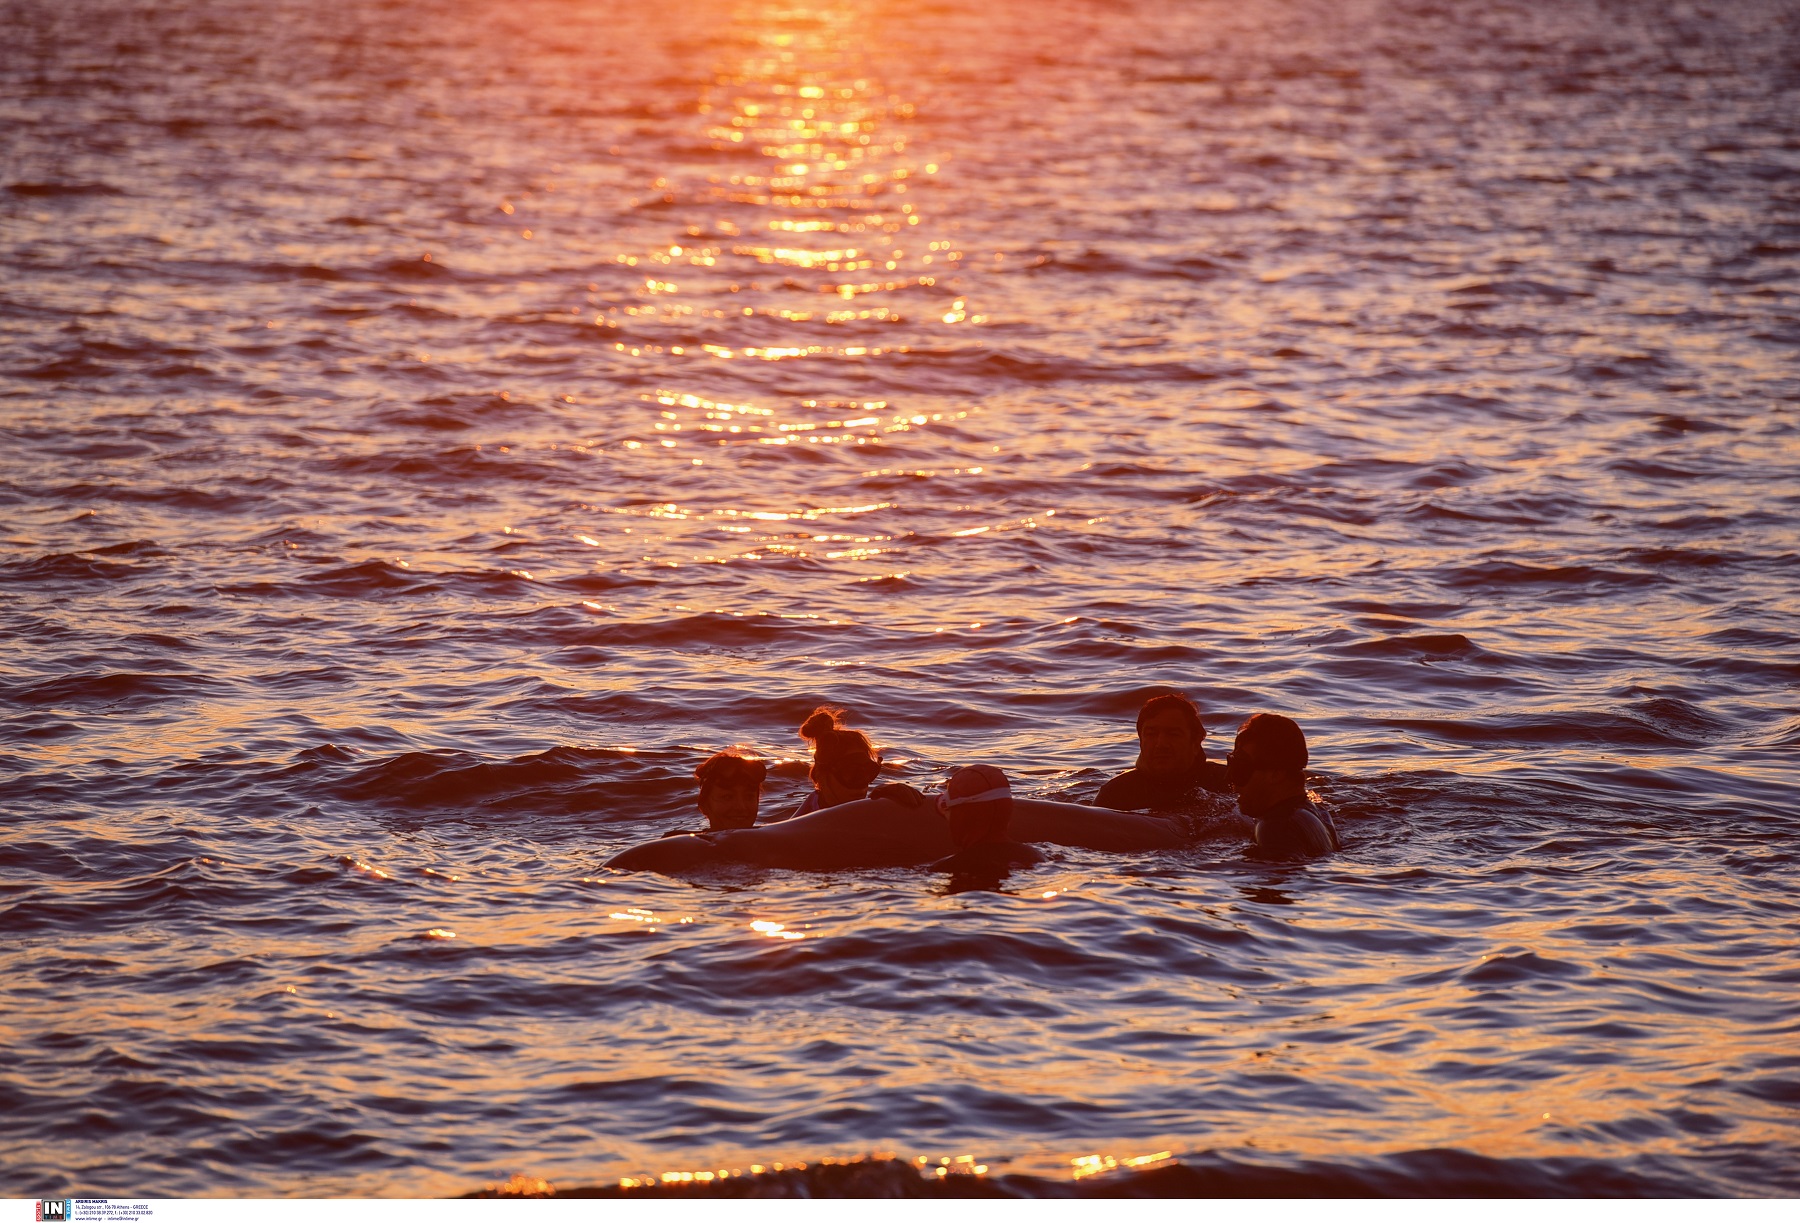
[606,795,953,874]
[1007,798,1188,851]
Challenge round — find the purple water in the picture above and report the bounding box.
[3,0,1799,1197]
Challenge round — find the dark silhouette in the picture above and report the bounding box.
[604,775,1189,874]
[1095,692,1229,812]
[782,706,882,819]
[608,718,1227,875]
[1227,713,1339,858]
[696,749,767,829]
[929,764,1046,886]
[660,749,768,837]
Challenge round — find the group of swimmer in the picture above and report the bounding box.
[607,694,1339,881]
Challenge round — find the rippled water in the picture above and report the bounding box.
[4,0,1799,1197]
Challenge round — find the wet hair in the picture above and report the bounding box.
[694,749,767,808]
[1228,713,1308,784]
[798,706,882,789]
[1137,692,1206,744]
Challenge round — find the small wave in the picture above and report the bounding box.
[7,181,124,198]
[0,858,236,934]
[1429,319,1547,340]
[1381,707,1722,751]
[1616,546,1744,570]
[4,670,214,709]
[550,610,859,651]
[87,539,170,557]
[706,927,1150,1003]
[1650,414,1729,434]
[53,481,260,513]
[212,565,414,601]
[1698,627,1799,652]
[1738,1076,1800,1107]
[1028,247,1228,282]
[318,446,564,485]
[373,255,456,280]
[1461,949,1588,986]
[1606,458,1716,481]
[1446,278,1593,302]
[1623,697,1730,740]
[202,1120,395,1173]
[0,552,146,585]
[1333,632,1492,661]
[1329,598,1465,620]
[1439,560,1656,592]
[131,483,270,511]
[241,527,336,549]
[1758,717,1800,749]
[241,260,348,282]
[371,392,543,431]
[319,745,682,817]
[1572,355,1683,383]
[878,345,1223,387]
[1405,459,1493,490]
[14,356,115,380]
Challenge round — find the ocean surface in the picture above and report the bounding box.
[4,0,1799,1197]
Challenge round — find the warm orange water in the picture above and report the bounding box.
[3,0,1798,1196]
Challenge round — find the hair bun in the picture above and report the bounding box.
[801,708,881,792]
[799,706,843,740]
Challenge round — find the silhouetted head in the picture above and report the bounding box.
[1135,692,1207,774]
[936,763,1014,849]
[1227,713,1308,813]
[695,749,767,830]
[798,706,882,806]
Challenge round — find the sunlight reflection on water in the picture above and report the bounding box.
[1,0,1797,1199]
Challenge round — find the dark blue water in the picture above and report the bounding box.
[3,0,1799,1196]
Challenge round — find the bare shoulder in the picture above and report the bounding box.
[1252,809,1336,858]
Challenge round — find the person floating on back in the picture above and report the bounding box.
[1226,713,1340,859]
[1095,692,1230,812]
[930,764,1046,885]
[782,706,882,819]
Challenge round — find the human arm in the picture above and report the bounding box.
[607,795,953,875]
[1006,798,1189,851]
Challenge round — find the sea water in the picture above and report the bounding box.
[2,0,1798,1196]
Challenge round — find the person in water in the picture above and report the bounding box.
[660,749,768,837]
[782,706,882,819]
[1227,713,1340,858]
[606,761,1192,874]
[695,748,766,830]
[1095,692,1230,812]
[929,764,1046,880]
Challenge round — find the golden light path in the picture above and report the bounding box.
[578,0,987,580]
[5,0,1794,1198]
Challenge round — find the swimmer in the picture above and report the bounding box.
[694,748,766,830]
[779,706,882,819]
[609,782,953,873]
[607,768,1196,874]
[928,764,1046,881]
[1096,692,1230,812]
[1227,713,1340,858]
